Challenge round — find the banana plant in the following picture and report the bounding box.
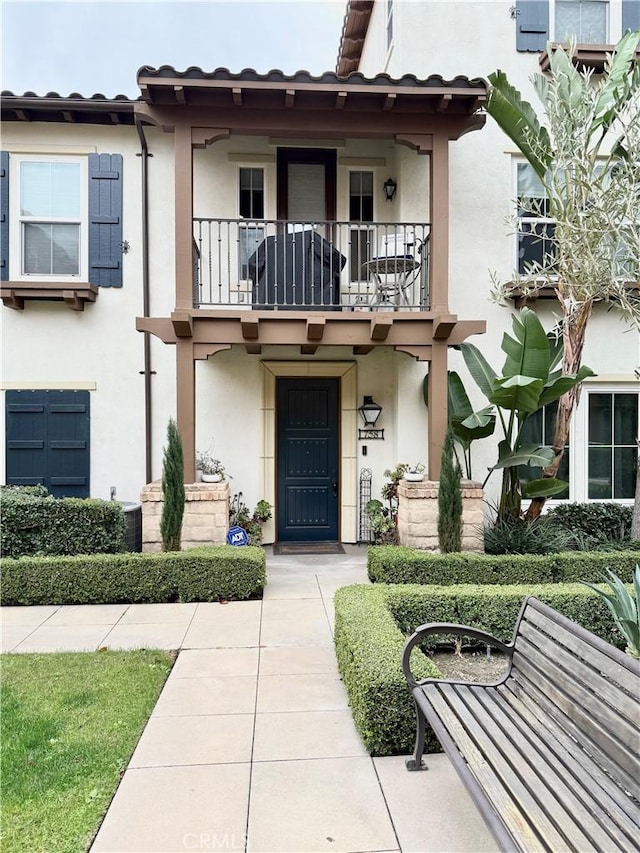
[451,307,593,519]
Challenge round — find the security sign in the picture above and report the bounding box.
[227,526,249,546]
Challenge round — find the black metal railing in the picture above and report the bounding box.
[192,219,430,311]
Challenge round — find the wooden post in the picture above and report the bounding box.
[428,341,448,481]
[177,339,195,483]
[430,133,449,314]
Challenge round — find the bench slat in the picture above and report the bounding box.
[496,681,640,849]
[422,684,575,852]
[518,619,639,728]
[443,683,604,852]
[469,683,636,852]
[521,606,640,709]
[512,640,640,791]
[511,654,640,803]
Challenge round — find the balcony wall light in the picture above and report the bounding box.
[383,177,397,202]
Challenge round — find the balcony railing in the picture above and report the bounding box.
[192,219,431,311]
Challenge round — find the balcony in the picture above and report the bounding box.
[192,219,430,312]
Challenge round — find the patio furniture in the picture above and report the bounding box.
[402,596,640,852]
[362,233,425,310]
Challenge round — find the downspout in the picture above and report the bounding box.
[136,116,154,485]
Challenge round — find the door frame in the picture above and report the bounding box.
[260,361,358,544]
[276,148,337,222]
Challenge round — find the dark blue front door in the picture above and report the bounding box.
[5,390,90,497]
[277,378,339,542]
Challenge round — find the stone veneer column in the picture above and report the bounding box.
[397,479,484,553]
[141,481,230,552]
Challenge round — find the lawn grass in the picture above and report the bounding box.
[1,650,173,853]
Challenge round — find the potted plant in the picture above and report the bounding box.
[404,462,425,482]
[195,450,228,483]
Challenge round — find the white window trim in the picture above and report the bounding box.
[575,382,639,504]
[513,158,555,277]
[9,153,88,283]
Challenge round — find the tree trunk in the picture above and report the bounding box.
[526,301,592,522]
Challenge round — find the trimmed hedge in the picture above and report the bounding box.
[367,546,638,585]
[0,546,266,605]
[545,502,632,543]
[334,582,619,757]
[1,490,126,558]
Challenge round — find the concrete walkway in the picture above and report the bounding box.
[1,546,496,853]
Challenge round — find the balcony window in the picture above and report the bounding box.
[238,168,265,280]
[349,171,374,282]
[555,0,608,43]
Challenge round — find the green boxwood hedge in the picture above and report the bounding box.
[1,490,126,558]
[0,546,266,605]
[367,546,638,585]
[334,582,619,757]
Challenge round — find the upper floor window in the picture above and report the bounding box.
[386,0,394,50]
[555,0,608,42]
[239,167,264,219]
[516,162,555,276]
[11,156,88,280]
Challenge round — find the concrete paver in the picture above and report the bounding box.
[2,545,497,853]
[91,763,251,853]
[129,713,254,767]
[253,709,367,762]
[247,757,399,853]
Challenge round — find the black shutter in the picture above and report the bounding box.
[88,153,123,287]
[1,151,9,282]
[622,0,640,32]
[516,0,549,51]
[5,390,90,497]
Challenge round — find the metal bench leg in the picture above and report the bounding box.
[405,703,428,771]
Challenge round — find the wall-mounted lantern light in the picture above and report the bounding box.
[358,395,384,439]
[383,177,397,202]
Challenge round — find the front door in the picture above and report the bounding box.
[276,378,339,542]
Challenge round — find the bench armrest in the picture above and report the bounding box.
[402,623,514,688]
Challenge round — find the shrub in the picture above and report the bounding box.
[0,546,266,606]
[545,502,632,546]
[334,582,619,756]
[367,546,638,585]
[160,418,185,552]
[483,515,575,555]
[1,492,126,558]
[438,428,462,553]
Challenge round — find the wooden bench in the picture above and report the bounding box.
[401,596,640,852]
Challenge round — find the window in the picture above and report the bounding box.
[239,167,264,220]
[386,0,394,50]
[349,171,374,282]
[238,168,265,280]
[11,156,88,280]
[555,0,608,42]
[516,162,556,276]
[519,401,570,499]
[587,391,638,498]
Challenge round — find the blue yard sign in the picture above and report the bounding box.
[227,526,249,546]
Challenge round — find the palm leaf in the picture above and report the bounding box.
[522,478,569,498]
[491,444,554,470]
[501,308,551,381]
[487,70,552,181]
[592,31,640,134]
[489,375,544,413]
[459,343,498,398]
[538,365,596,406]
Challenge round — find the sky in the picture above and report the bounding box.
[2,0,348,98]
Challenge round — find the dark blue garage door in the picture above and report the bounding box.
[5,390,90,497]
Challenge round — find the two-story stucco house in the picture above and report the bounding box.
[2,0,638,547]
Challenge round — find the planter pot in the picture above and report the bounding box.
[195,469,203,482]
[202,473,223,483]
[404,472,425,482]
